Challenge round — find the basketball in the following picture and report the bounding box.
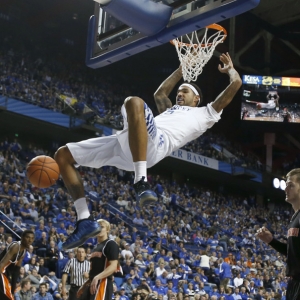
[256,103,262,110]
[26,156,60,188]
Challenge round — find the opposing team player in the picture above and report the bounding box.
[77,219,119,300]
[0,230,35,300]
[256,168,300,300]
[55,52,242,250]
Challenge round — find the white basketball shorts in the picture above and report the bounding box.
[67,103,168,171]
[260,100,276,109]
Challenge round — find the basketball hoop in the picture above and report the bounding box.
[170,24,227,82]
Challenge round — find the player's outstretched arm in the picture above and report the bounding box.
[154,66,182,114]
[211,53,242,113]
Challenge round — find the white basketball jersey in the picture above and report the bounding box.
[117,102,222,169]
[154,103,222,155]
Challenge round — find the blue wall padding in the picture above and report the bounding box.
[102,0,173,36]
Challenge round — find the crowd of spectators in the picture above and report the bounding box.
[0,136,293,300]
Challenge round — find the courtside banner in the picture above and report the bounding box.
[170,149,218,170]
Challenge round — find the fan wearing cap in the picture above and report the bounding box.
[56,209,69,224]
[119,286,129,300]
[121,277,136,298]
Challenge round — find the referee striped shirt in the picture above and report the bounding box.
[62,258,90,287]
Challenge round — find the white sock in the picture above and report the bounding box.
[74,198,90,220]
[133,161,147,184]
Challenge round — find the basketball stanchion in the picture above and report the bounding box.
[170,24,227,82]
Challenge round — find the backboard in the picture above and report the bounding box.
[86,0,260,69]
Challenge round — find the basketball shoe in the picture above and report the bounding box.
[62,216,102,250]
[133,176,157,207]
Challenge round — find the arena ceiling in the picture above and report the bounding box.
[1,0,300,75]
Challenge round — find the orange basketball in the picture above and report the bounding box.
[26,155,60,188]
[256,103,262,110]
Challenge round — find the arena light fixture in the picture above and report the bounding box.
[273,178,280,189]
[280,180,286,191]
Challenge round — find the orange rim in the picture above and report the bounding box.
[170,23,227,48]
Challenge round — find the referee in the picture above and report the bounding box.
[61,247,90,300]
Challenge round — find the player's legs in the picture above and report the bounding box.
[0,273,13,300]
[246,100,259,104]
[54,146,85,201]
[286,278,300,300]
[92,278,113,300]
[124,96,147,182]
[124,96,157,206]
[54,147,102,250]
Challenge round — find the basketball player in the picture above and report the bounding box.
[55,52,242,250]
[256,168,300,300]
[77,219,119,300]
[282,107,291,122]
[0,230,35,300]
[246,89,279,111]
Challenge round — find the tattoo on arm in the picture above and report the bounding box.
[212,68,242,113]
[154,67,182,114]
[154,96,172,114]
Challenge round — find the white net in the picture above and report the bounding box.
[171,25,227,82]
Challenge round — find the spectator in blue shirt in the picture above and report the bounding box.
[157,271,169,287]
[219,258,232,287]
[152,279,165,295]
[164,281,178,294]
[199,269,208,284]
[146,242,154,255]
[179,258,192,275]
[20,203,31,220]
[168,239,179,255]
[126,269,140,286]
[211,286,220,299]
[56,209,69,225]
[56,223,67,236]
[35,223,47,240]
[166,268,182,287]
[239,286,249,300]
[32,283,53,300]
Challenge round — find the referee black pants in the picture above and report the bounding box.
[69,285,82,300]
[287,278,300,300]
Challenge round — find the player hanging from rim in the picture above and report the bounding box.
[246,88,279,112]
[0,230,35,300]
[77,219,120,300]
[54,52,242,250]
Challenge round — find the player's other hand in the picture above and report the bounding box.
[90,275,101,294]
[218,52,234,73]
[255,226,273,244]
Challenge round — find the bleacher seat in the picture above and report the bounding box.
[23,219,35,225]
[204,285,212,294]
[115,277,124,288]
